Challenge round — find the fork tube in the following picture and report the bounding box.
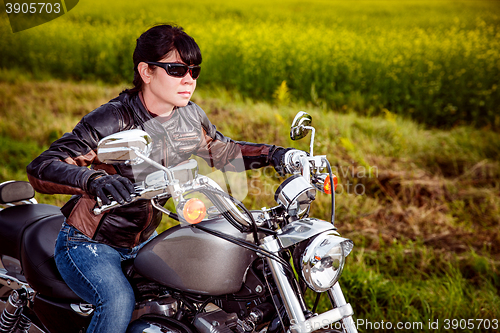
[327,283,358,333]
[261,236,305,333]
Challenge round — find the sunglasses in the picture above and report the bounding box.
[146,61,201,80]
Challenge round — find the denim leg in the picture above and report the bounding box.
[54,224,136,333]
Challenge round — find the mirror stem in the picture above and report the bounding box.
[303,126,315,156]
[132,148,174,181]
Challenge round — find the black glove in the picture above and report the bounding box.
[270,147,295,177]
[87,174,135,205]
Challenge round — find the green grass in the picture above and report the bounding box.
[340,245,499,332]
[1,74,498,329]
[1,0,499,128]
[1,0,499,327]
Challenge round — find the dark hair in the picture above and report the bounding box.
[123,24,202,95]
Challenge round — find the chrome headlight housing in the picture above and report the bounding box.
[301,231,354,292]
[274,175,316,219]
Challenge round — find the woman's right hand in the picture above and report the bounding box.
[87,174,135,205]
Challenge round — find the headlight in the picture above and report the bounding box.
[301,231,354,292]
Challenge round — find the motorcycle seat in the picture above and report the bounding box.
[21,213,81,300]
[0,203,62,259]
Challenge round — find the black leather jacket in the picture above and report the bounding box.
[27,93,281,248]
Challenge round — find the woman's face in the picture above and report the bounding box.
[146,50,197,112]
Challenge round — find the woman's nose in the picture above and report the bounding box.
[182,72,195,84]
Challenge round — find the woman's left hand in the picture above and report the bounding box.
[270,147,306,176]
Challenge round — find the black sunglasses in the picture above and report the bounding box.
[146,61,201,79]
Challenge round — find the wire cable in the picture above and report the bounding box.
[322,157,335,225]
[198,187,261,245]
[191,224,295,276]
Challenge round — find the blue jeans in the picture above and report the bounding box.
[54,222,154,333]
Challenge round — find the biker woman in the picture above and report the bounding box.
[26,24,297,333]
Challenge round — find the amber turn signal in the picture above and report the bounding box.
[183,198,206,224]
[323,174,338,194]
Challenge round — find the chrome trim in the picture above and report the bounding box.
[131,297,177,321]
[261,233,354,333]
[70,303,95,317]
[290,112,312,141]
[301,232,350,292]
[274,176,315,217]
[305,126,316,157]
[328,283,358,333]
[283,150,309,175]
[276,218,337,248]
[193,304,238,333]
[261,236,306,333]
[294,304,353,333]
[96,129,153,166]
[0,272,30,292]
[0,198,38,209]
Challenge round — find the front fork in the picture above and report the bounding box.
[327,284,358,333]
[261,237,357,333]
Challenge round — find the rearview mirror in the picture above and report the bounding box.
[290,111,312,140]
[97,129,153,165]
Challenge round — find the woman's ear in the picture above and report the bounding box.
[138,62,153,85]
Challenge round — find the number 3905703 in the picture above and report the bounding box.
[5,3,61,14]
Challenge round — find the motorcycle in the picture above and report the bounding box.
[0,111,357,333]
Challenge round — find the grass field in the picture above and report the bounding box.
[1,0,499,128]
[1,75,499,331]
[1,0,499,331]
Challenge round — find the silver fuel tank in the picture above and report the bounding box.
[133,217,257,295]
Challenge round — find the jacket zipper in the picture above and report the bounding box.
[172,132,199,141]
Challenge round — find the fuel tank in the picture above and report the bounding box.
[133,217,257,295]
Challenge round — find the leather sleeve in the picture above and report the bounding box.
[194,105,281,171]
[26,103,127,195]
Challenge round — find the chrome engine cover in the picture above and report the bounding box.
[126,316,192,333]
[131,296,178,321]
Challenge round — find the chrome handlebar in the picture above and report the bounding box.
[283,150,329,178]
[92,173,253,229]
[93,183,170,215]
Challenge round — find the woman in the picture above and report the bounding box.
[26,24,297,333]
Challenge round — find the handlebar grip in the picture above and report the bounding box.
[92,192,140,215]
[283,150,308,174]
